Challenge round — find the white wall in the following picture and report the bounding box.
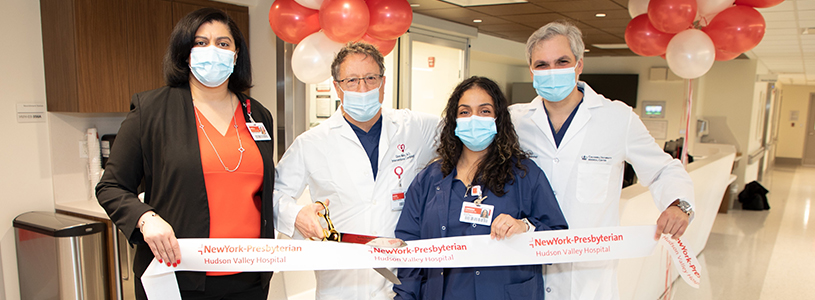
[775,84,815,159]
[697,59,760,190]
[470,33,530,100]
[0,1,55,299]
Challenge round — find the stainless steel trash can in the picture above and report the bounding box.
[13,211,108,300]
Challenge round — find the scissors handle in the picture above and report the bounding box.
[315,201,341,242]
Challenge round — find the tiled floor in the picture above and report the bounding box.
[671,163,815,299]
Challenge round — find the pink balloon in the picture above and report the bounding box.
[625,15,676,56]
[358,34,397,56]
[734,0,784,8]
[702,5,766,54]
[366,0,413,41]
[268,0,320,44]
[648,0,697,34]
[320,0,370,43]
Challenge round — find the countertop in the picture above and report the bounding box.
[55,199,110,220]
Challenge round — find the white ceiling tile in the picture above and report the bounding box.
[761,1,796,12]
[798,10,815,21]
[761,11,796,21]
[755,40,801,47]
[799,20,815,27]
[766,20,799,28]
[765,28,801,35]
[796,1,815,10]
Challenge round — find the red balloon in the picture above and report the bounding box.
[320,0,370,43]
[268,0,320,44]
[715,48,742,61]
[702,6,765,54]
[734,0,784,8]
[648,0,697,34]
[358,34,397,56]
[366,0,413,41]
[625,15,676,57]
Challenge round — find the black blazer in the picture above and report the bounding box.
[96,85,275,293]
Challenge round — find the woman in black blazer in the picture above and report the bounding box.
[96,8,275,299]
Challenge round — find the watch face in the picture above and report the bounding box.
[677,201,691,214]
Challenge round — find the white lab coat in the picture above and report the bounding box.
[509,82,694,300]
[274,107,439,300]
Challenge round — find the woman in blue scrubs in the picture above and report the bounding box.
[393,76,568,300]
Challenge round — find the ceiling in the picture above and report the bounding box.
[408,0,815,85]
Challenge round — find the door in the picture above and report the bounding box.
[803,94,815,166]
[398,29,469,116]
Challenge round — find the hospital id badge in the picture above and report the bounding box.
[246,122,271,141]
[459,202,493,226]
[391,189,405,211]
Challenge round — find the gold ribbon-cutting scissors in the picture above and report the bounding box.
[314,201,406,285]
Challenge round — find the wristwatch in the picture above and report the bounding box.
[672,200,694,219]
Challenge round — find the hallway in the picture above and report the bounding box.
[672,163,815,299]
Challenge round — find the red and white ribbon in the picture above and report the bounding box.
[142,225,699,299]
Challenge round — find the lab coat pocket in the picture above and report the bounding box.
[504,275,541,299]
[576,163,612,203]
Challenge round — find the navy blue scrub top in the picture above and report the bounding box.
[544,87,584,148]
[444,176,488,299]
[347,116,382,179]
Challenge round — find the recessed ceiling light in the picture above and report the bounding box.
[440,0,527,7]
[410,3,420,7]
[595,13,606,17]
[584,49,591,52]
[473,19,483,23]
[592,43,629,49]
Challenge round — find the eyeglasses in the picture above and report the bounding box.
[336,74,383,89]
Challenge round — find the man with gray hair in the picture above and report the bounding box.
[509,21,695,299]
[274,42,439,299]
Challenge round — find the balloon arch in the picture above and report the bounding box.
[269,0,413,84]
[625,0,781,79]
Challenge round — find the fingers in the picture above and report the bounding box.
[141,216,179,267]
[490,214,525,241]
[296,201,331,239]
[655,207,689,240]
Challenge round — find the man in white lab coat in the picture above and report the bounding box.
[509,21,696,300]
[274,42,439,300]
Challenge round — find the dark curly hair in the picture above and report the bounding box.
[437,76,528,197]
[163,7,252,92]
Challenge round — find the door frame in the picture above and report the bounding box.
[397,28,470,109]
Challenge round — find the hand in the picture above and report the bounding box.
[655,206,690,240]
[139,212,181,267]
[295,199,330,240]
[490,214,527,240]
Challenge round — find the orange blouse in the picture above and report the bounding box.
[195,105,263,276]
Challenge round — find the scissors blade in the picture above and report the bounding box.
[339,232,407,248]
[374,267,402,285]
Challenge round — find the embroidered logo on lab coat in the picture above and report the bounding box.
[581,155,612,163]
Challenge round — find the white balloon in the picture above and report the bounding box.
[628,0,649,19]
[696,0,734,26]
[666,29,716,79]
[292,31,344,84]
[294,0,324,10]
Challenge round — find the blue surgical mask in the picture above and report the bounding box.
[455,115,497,152]
[340,84,382,122]
[189,46,235,87]
[532,67,577,102]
